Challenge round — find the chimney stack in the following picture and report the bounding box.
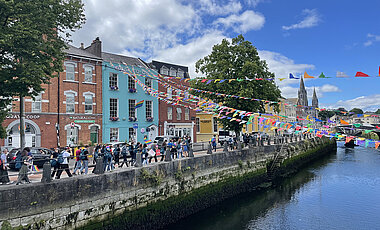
[80,43,84,49]
[85,37,102,57]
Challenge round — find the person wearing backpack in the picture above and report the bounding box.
[80,146,89,175]
[211,135,217,152]
[55,147,72,179]
[16,149,31,185]
[50,148,60,178]
[73,148,82,175]
[104,146,114,171]
[113,145,120,168]
[119,144,129,168]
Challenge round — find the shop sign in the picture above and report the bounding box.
[200,120,211,123]
[69,116,96,120]
[6,114,40,119]
[74,120,95,123]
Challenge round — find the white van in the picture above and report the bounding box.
[218,130,233,144]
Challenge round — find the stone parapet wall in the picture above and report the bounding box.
[0,137,336,229]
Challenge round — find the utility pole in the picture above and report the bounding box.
[20,96,26,150]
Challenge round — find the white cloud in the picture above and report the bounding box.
[364,33,380,47]
[198,0,242,16]
[282,9,321,31]
[258,50,314,87]
[70,0,198,56]
[213,10,265,33]
[245,0,265,7]
[324,95,380,112]
[153,31,227,77]
[279,84,340,100]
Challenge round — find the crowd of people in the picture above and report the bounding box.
[0,136,193,185]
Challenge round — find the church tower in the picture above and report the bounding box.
[296,77,308,119]
[312,88,318,108]
[297,77,308,106]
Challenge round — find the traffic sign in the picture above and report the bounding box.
[133,123,138,129]
[70,122,75,128]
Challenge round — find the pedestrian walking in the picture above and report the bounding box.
[160,140,167,161]
[211,135,217,152]
[80,146,89,174]
[142,144,148,165]
[73,148,82,175]
[113,145,120,167]
[16,149,31,185]
[55,147,72,179]
[0,149,10,185]
[119,144,129,168]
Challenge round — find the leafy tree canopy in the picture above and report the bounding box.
[0,0,85,138]
[318,110,335,121]
[375,109,380,114]
[192,35,281,134]
[349,108,364,114]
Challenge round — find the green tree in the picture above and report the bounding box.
[193,35,281,135]
[318,110,335,121]
[375,109,380,114]
[0,0,85,138]
[349,108,364,114]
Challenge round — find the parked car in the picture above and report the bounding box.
[218,130,233,144]
[252,132,269,141]
[154,136,179,148]
[7,147,54,170]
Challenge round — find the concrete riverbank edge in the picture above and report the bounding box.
[0,137,336,230]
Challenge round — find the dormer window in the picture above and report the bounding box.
[177,69,184,78]
[169,67,176,77]
[160,66,169,75]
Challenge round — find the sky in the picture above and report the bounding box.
[70,0,380,112]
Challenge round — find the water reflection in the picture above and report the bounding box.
[166,146,380,230]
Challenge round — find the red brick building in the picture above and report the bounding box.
[0,38,103,149]
[150,60,197,142]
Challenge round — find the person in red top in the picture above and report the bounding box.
[73,148,82,175]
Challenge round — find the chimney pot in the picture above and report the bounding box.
[80,43,84,49]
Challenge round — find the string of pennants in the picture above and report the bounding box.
[280,68,380,81]
[108,62,380,121]
[106,62,380,150]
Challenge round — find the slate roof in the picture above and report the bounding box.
[102,52,146,67]
[150,60,189,78]
[64,44,102,60]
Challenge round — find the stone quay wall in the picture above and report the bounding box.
[0,137,336,229]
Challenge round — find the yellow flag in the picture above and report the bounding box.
[279,78,286,81]
[364,115,370,117]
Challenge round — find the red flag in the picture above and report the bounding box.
[355,72,369,77]
[379,66,380,76]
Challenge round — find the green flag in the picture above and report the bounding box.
[365,130,372,134]
[353,124,361,127]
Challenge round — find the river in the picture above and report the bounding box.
[166,144,380,230]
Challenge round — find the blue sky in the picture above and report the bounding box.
[71,0,380,111]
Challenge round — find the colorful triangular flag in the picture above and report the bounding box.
[304,71,314,78]
[355,72,369,77]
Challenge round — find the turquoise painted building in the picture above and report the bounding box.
[102,52,159,144]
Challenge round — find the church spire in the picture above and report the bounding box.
[312,87,319,108]
[297,77,308,106]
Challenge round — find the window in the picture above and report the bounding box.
[129,99,136,118]
[110,128,119,142]
[213,117,218,133]
[145,77,152,88]
[128,75,136,89]
[84,66,93,83]
[160,66,169,75]
[168,107,173,120]
[65,63,75,81]
[109,73,118,89]
[67,126,78,146]
[167,87,172,98]
[177,69,184,78]
[32,92,42,113]
[185,108,190,120]
[170,68,176,77]
[146,101,153,119]
[196,118,200,132]
[129,128,136,142]
[84,94,93,114]
[176,108,182,120]
[110,98,118,118]
[66,93,75,113]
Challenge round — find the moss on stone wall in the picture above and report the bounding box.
[81,168,267,230]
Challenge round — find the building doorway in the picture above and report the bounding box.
[5,119,41,148]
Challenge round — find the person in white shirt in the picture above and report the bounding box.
[55,147,73,179]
